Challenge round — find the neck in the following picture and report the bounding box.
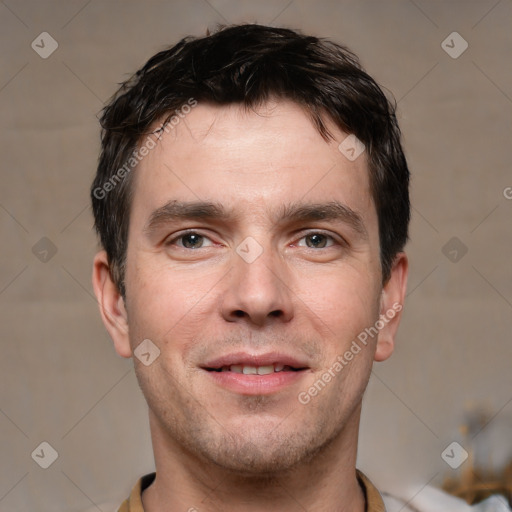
[142,404,366,512]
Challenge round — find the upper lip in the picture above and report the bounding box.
[202,351,310,370]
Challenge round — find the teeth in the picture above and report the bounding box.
[257,365,274,375]
[224,364,290,374]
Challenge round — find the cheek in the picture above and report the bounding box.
[125,256,222,347]
[294,266,381,352]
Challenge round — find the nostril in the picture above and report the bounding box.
[230,309,285,321]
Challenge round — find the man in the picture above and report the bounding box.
[91,24,409,512]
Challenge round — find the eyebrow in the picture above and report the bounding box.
[143,199,368,239]
[277,201,368,239]
[144,200,237,235]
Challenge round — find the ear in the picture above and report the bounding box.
[374,252,408,362]
[92,250,132,358]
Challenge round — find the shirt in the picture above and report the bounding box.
[117,469,386,511]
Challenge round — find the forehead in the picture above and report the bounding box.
[130,99,375,230]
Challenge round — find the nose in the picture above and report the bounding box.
[220,242,294,327]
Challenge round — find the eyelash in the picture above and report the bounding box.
[165,230,344,250]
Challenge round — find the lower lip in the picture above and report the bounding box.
[204,370,307,395]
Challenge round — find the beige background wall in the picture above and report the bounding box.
[1,1,511,511]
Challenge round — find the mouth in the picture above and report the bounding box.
[201,352,310,395]
[204,364,306,374]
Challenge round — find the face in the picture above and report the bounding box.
[94,100,407,475]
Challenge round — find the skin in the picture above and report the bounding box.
[93,99,408,512]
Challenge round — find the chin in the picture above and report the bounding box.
[206,442,308,476]
[192,419,334,477]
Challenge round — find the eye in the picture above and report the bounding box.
[166,231,214,249]
[296,232,336,249]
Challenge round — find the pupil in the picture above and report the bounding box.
[183,234,202,248]
[307,234,326,248]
